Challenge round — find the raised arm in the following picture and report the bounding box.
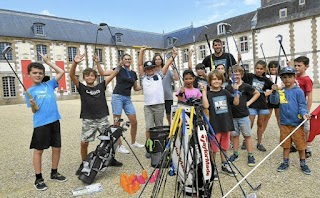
[201,85,209,109]
[69,51,86,88]
[105,65,121,85]
[40,53,65,82]
[93,54,114,77]
[162,47,178,75]
[138,46,147,76]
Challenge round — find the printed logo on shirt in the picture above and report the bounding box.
[212,95,228,114]
[252,78,265,93]
[86,89,101,95]
[279,90,288,104]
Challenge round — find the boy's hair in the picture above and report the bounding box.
[208,70,225,83]
[232,65,244,76]
[268,61,278,68]
[294,56,309,66]
[255,60,267,68]
[213,39,222,45]
[27,62,45,74]
[152,54,164,67]
[183,69,195,78]
[83,68,97,79]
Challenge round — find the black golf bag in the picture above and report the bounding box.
[78,123,127,184]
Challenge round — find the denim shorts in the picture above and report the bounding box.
[231,116,252,137]
[111,94,136,115]
[248,108,270,115]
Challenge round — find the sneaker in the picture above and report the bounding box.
[221,164,237,176]
[290,145,297,153]
[110,158,123,167]
[277,162,289,172]
[301,164,311,175]
[145,152,151,158]
[34,179,48,191]
[75,163,83,175]
[117,145,130,154]
[213,168,218,181]
[228,154,239,162]
[256,143,266,152]
[131,142,145,148]
[305,150,312,158]
[50,172,67,182]
[247,156,256,167]
[241,140,246,150]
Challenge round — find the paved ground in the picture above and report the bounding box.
[0,89,319,198]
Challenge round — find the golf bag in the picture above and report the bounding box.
[78,122,128,184]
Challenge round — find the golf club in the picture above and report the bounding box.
[276,34,288,61]
[260,43,270,75]
[1,46,39,110]
[275,35,283,84]
[204,26,214,70]
[223,23,235,80]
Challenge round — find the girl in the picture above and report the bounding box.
[242,60,274,152]
[188,49,208,89]
[202,70,239,178]
[176,70,202,103]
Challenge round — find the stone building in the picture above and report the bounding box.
[0,0,319,105]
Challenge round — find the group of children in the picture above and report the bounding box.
[25,43,313,191]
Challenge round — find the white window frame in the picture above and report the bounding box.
[183,49,189,62]
[95,48,103,63]
[217,23,226,35]
[36,44,47,61]
[115,33,123,43]
[33,23,45,36]
[167,38,173,46]
[279,8,287,18]
[299,0,305,5]
[2,76,16,98]
[0,42,13,60]
[221,41,226,52]
[240,36,248,53]
[68,47,77,62]
[199,45,206,59]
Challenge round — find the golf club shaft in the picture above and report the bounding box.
[260,44,270,75]
[204,34,214,70]
[279,41,288,61]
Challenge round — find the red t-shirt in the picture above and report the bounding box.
[296,75,313,97]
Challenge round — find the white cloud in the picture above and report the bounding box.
[196,13,221,27]
[40,10,54,16]
[244,0,258,5]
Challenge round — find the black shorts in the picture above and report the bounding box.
[164,100,173,115]
[30,120,61,150]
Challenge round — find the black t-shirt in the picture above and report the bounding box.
[113,67,138,96]
[225,82,255,118]
[202,53,236,72]
[77,81,109,119]
[242,73,273,109]
[207,89,234,133]
[193,76,208,89]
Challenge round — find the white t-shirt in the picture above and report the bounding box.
[141,72,164,105]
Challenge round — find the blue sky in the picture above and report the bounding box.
[0,0,261,33]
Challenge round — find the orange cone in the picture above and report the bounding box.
[142,170,148,180]
[127,184,135,194]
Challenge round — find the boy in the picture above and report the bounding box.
[294,56,313,158]
[270,67,311,175]
[138,47,177,158]
[225,66,260,167]
[70,52,122,175]
[25,53,66,191]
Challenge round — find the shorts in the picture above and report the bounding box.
[111,94,136,115]
[81,116,110,142]
[248,108,270,115]
[280,125,306,150]
[210,132,230,153]
[144,104,165,131]
[231,116,252,137]
[304,120,310,133]
[30,120,61,150]
[164,100,173,115]
[267,102,279,109]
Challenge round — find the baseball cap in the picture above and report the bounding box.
[280,66,296,76]
[143,61,156,69]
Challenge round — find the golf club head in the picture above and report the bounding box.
[99,23,107,27]
[2,46,12,55]
[223,23,232,31]
[260,43,263,47]
[276,34,283,42]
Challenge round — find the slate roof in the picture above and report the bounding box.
[255,0,320,29]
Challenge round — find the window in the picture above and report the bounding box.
[183,49,189,62]
[68,47,77,62]
[199,45,206,59]
[71,75,79,93]
[279,8,287,18]
[118,50,125,60]
[299,0,305,5]
[95,49,103,62]
[33,23,45,36]
[0,42,12,60]
[217,23,225,35]
[240,36,248,52]
[167,38,173,46]
[221,41,226,52]
[115,33,123,43]
[36,45,47,61]
[2,76,16,97]
[97,75,104,83]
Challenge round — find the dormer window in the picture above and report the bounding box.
[217,23,226,35]
[115,33,123,43]
[33,23,45,36]
[279,8,287,18]
[167,37,178,47]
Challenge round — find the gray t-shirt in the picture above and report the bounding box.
[162,70,174,100]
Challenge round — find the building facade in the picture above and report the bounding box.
[0,0,319,105]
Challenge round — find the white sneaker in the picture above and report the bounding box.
[131,142,144,148]
[117,145,130,154]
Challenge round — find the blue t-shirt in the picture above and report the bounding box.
[25,79,61,128]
